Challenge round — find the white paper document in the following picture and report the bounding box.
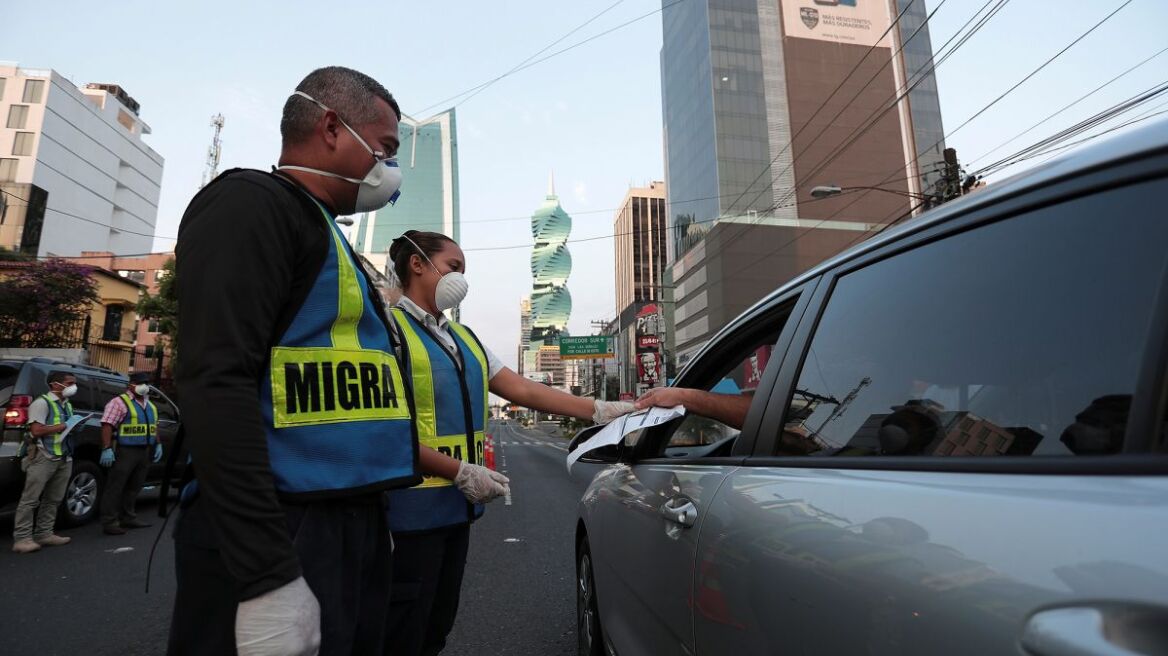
[60,413,95,442]
[566,405,686,473]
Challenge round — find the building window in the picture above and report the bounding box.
[144,344,156,359]
[117,269,146,283]
[22,79,46,104]
[0,158,17,182]
[0,78,6,100]
[102,305,125,341]
[148,319,159,333]
[12,132,34,157]
[6,105,29,129]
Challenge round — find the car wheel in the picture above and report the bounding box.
[59,459,102,527]
[578,538,605,656]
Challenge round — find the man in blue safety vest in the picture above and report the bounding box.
[99,371,162,535]
[167,66,417,656]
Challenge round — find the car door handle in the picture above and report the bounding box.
[659,497,698,528]
[1021,604,1168,656]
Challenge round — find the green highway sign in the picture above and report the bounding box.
[559,335,614,360]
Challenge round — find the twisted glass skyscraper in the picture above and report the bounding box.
[529,174,572,349]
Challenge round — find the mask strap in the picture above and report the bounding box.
[290,90,377,158]
[277,165,363,185]
[401,233,441,276]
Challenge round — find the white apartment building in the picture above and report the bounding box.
[0,64,164,257]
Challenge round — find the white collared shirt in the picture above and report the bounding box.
[388,296,504,380]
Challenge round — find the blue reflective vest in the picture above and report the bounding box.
[257,197,419,498]
[386,308,489,532]
[116,393,157,447]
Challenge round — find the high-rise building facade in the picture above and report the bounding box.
[350,109,459,275]
[613,182,668,394]
[529,174,572,350]
[0,65,164,257]
[661,0,946,363]
[517,295,532,375]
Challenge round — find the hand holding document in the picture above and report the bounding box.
[61,412,95,441]
[566,405,686,473]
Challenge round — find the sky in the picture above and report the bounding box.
[3,0,1166,372]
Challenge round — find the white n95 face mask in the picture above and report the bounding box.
[279,91,403,214]
[135,384,150,397]
[433,272,469,312]
[401,233,470,311]
[61,384,78,398]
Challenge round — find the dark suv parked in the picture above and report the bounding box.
[0,357,184,526]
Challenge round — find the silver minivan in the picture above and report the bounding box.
[574,119,1168,656]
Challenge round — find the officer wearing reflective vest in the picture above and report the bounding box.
[98,371,162,536]
[169,67,416,656]
[382,231,635,656]
[11,370,79,554]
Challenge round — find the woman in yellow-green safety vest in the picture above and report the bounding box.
[381,230,634,656]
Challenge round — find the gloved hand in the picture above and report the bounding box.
[453,462,511,504]
[592,400,635,424]
[152,443,163,463]
[100,448,115,468]
[236,576,321,656]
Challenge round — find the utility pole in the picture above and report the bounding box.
[590,319,610,400]
[201,114,225,188]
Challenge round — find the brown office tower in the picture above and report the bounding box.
[661,0,945,364]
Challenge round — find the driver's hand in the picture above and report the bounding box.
[634,387,688,410]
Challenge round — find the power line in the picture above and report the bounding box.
[411,0,686,117]
[776,0,1131,226]
[966,45,1168,169]
[0,188,175,241]
[759,0,1013,216]
[719,0,925,218]
[696,0,1142,298]
[692,0,1008,283]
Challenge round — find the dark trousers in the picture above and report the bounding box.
[167,494,393,655]
[384,524,471,656]
[100,444,149,527]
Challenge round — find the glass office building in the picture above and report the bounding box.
[350,108,460,275]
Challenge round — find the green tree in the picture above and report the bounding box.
[0,259,100,347]
[137,257,178,365]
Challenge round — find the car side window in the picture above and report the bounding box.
[94,378,125,413]
[155,396,177,422]
[779,181,1168,457]
[654,302,794,458]
[70,374,101,413]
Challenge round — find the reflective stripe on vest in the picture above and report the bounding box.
[386,308,489,532]
[29,394,73,457]
[258,196,419,497]
[116,393,157,446]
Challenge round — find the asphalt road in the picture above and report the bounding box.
[0,489,176,656]
[0,421,599,655]
[444,420,601,656]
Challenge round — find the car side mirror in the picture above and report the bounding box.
[568,424,623,464]
[567,424,605,454]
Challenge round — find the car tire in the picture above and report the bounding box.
[578,538,605,656]
[59,459,102,527]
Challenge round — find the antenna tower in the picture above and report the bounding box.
[201,114,225,188]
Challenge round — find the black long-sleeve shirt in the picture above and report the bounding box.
[175,169,333,600]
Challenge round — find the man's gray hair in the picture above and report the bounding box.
[280,66,401,145]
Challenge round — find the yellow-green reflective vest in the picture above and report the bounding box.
[386,308,489,532]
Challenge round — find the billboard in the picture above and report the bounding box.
[781,0,893,48]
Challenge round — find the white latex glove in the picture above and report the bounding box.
[454,462,511,504]
[592,400,635,424]
[236,576,321,656]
